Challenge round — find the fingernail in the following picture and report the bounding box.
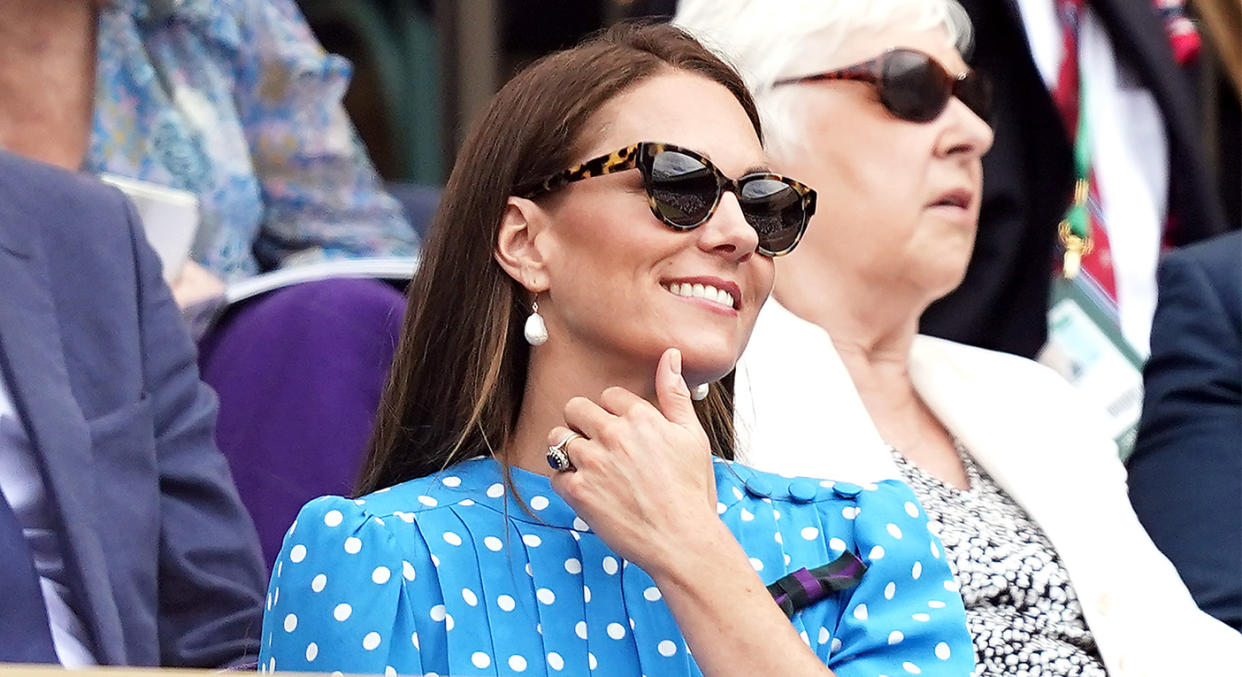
[670,348,682,375]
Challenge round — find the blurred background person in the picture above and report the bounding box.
[1126,230,1242,632]
[0,150,265,667]
[0,0,421,565]
[677,0,1242,674]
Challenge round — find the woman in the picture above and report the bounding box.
[260,23,973,677]
[0,0,418,564]
[676,1,1242,674]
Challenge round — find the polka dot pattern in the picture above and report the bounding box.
[259,456,974,676]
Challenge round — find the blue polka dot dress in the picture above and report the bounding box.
[260,457,974,676]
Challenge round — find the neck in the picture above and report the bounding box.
[504,339,658,478]
[772,245,934,451]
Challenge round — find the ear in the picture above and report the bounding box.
[494,196,550,293]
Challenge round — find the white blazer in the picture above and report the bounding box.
[735,300,1242,676]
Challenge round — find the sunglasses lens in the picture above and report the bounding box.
[956,71,994,122]
[739,178,805,255]
[648,150,719,227]
[880,50,949,123]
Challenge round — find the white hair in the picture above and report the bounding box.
[674,0,974,161]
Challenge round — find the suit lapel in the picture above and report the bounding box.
[0,214,126,664]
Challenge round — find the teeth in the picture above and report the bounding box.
[665,282,736,309]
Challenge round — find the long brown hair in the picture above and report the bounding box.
[356,22,763,495]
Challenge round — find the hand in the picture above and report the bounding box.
[170,260,226,309]
[548,348,718,577]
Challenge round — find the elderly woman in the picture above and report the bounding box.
[259,22,975,677]
[677,1,1242,675]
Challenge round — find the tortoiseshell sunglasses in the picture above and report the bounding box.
[519,142,817,257]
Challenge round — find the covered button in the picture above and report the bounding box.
[743,475,775,498]
[832,482,863,498]
[788,479,819,503]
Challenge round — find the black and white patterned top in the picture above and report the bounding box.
[892,445,1108,676]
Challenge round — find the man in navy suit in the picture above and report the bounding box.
[1127,231,1242,632]
[0,151,265,665]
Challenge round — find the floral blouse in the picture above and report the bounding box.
[89,0,419,280]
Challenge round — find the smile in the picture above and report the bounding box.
[663,281,738,310]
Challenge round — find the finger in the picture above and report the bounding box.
[598,386,655,419]
[654,347,698,428]
[562,396,616,441]
[546,425,587,471]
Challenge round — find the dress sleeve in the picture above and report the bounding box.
[260,496,422,674]
[829,481,975,677]
[227,0,419,268]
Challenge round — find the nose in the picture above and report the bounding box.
[698,191,759,262]
[936,97,995,161]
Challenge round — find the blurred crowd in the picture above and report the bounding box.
[0,0,1236,675]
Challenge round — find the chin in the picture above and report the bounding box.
[676,340,744,387]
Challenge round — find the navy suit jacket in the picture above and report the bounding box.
[0,152,266,666]
[1127,231,1242,631]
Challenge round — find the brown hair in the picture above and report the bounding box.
[356,22,763,495]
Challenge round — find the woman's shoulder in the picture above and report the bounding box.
[717,460,914,505]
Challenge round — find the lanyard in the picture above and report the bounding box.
[1058,76,1094,279]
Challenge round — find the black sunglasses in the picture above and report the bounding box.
[775,48,993,124]
[518,142,817,257]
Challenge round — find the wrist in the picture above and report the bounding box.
[645,516,748,591]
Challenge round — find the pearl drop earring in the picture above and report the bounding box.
[691,383,710,401]
[524,298,548,346]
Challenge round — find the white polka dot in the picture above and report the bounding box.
[842,506,859,520]
[799,631,810,646]
[311,574,327,592]
[486,483,505,498]
[658,640,677,657]
[398,512,415,523]
[588,653,598,670]
[268,658,275,672]
[785,553,792,565]
[273,587,280,606]
[509,655,528,672]
[912,561,923,579]
[411,633,419,649]
[749,557,764,571]
[484,536,503,551]
[888,630,904,645]
[575,621,588,639]
[445,614,454,631]
[530,495,550,510]
[912,613,931,622]
[829,538,847,552]
[831,637,842,653]
[522,534,542,547]
[903,661,921,674]
[887,523,903,539]
[363,632,381,651]
[305,642,318,662]
[869,545,885,560]
[716,502,727,515]
[418,495,438,507]
[458,498,475,506]
[904,501,920,518]
[343,537,362,554]
[289,545,307,563]
[385,666,396,677]
[323,510,343,527]
[774,531,783,544]
[740,508,754,521]
[944,579,959,592]
[732,486,745,500]
[283,614,298,632]
[443,531,463,546]
[583,585,592,603]
[928,600,946,608]
[266,593,271,611]
[801,526,819,540]
[402,561,416,581]
[884,581,896,600]
[277,561,283,577]
[371,566,391,584]
[564,558,582,574]
[773,509,782,520]
[497,595,516,611]
[333,603,352,621]
[547,652,564,671]
[817,627,830,645]
[429,604,446,621]
[573,517,590,532]
[525,562,533,576]
[354,499,365,505]
[643,586,662,601]
[935,642,951,660]
[607,622,626,639]
[536,588,555,604]
[471,651,490,668]
[930,541,941,559]
[853,604,868,621]
[462,588,478,606]
[602,557,619,575]
[441,476,462,487]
